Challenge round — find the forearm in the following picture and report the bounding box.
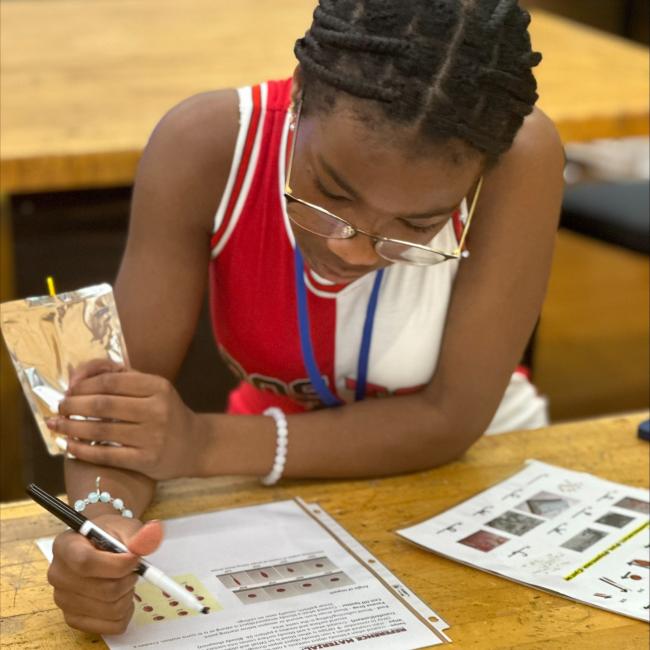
[64,458,156,520]
[199,393,479,479]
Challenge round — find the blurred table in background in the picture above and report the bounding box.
[1,1,648,500]
[1,2,649,194]
[534,230,649,421]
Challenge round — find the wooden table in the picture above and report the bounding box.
[2,412,648,649]
[1,1,648,194]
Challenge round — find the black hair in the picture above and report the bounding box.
[294,0,542,161]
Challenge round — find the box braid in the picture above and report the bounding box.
[294,0,542,161]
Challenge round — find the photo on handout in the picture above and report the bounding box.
[515,491,577,519]
[486,510,545,536]
[561,528,608,552]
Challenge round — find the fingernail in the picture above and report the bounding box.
[66,452,77,460]
[46,417,58,430]
[54,436,67,451]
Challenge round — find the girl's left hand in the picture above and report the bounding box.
[48,359,207,480]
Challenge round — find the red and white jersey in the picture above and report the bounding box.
[208,79,547,433]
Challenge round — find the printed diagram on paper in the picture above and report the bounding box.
[133,574,222,625]
[216,554,354,604]
[397,460,650,622]
[38,499,449,650]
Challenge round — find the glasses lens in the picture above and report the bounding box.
[285,196,354,239]
[375,240,450,266]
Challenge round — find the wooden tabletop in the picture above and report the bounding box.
[1,1,648,194]
[2,412,648,649]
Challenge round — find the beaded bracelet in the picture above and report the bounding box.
[260,407,288,486]
[73,476,134,518]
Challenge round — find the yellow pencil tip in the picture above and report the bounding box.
[46,276,56,297]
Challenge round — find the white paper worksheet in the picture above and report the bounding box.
[397,460,650,622]
[38,499,449,649]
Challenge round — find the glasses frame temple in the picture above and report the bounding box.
[452,175,484,257]
[284,97,303,196]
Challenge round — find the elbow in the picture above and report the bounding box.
[420,432,477,470]
[414,400,487,470]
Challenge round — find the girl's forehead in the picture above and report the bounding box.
[309,102,482,171]
[303,108,483,213]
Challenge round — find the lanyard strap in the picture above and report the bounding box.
[294,247,384,406]
[355,265,383,402]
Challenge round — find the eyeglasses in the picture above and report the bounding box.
[283,99,483,266]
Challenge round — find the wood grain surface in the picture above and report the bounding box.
[2,412,648,649]
[1,1,648,193]
[535,230,650,420]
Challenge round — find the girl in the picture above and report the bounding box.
[46,0,563,634]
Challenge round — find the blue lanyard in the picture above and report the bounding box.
[294,247,384,406]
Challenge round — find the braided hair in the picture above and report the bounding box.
[294,0,542,161]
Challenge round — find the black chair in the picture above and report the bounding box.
[561,180,649,254]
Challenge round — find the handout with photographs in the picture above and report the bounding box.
[397,460,650,622]
[37,499,449,649]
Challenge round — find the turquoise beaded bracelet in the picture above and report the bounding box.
[73,476,133,518]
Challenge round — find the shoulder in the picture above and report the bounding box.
[147,88,240,161]
[497,107,565,180]
[479,107,565,227]
[143,87,240,175]
[134,89,241,233]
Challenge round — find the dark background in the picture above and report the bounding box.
[9,189,237,496]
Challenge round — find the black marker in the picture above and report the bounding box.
[26,483,209,615]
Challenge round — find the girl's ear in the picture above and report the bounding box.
[291,65,303,106]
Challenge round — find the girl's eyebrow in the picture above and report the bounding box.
[317,153,461,219]
[317,154,359,199]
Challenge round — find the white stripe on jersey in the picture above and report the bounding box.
[211,87,253,238]
[212,83,268,259]
[278,109,296,248]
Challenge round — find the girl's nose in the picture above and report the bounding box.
[326,234,380,267]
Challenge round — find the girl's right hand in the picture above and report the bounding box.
[48,514,163,634]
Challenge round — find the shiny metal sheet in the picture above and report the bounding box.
[0,284,128,455]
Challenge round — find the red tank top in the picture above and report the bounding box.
[207,79,548,434]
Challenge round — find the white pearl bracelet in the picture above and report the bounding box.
[261,407,288,486]
[73,476,134,518]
